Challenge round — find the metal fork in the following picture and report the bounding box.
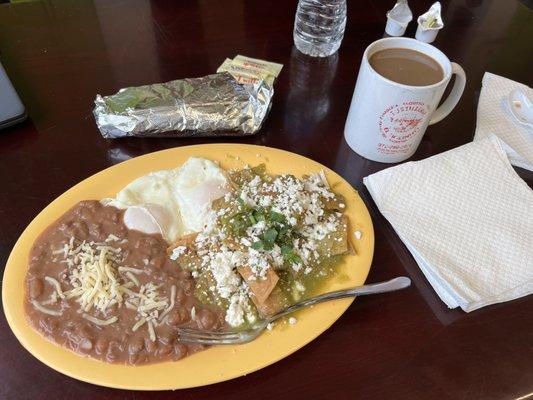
[177,276,411,345]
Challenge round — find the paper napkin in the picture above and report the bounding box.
[474,72,533,171]
[364,135,533,312]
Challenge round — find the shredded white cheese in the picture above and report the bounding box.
[118,267,143,274]
[31,300,62,316]
[82,314,118,326]
[41,291,59,305]
[62,241,128,314]
[48,238,174,339]
[159,285,176,322]
[126,271,140,287]
[44,276,65,299]
[105,234,121,242]
[147,321,156,342]
[132,317,146,332]
[127,282,169,342]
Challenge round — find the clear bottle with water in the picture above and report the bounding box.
[293,0,347,57]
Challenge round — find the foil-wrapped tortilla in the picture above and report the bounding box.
[93,72,273,138]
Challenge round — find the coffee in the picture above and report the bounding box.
[369,48,444,86]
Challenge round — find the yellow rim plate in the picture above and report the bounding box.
[2,144,374,390]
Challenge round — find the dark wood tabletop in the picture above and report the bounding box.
[1,0,532,399]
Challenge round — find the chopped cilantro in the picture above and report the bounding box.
[285,252,302,265]
[280,245,292,255]
[262,241,274,251]
[269,210,286,223]
[253,210,266,221]
[280,245,302,265]
[251,240,263,250]
[263,228,278,244]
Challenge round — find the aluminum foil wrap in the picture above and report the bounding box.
[93,72,273,138]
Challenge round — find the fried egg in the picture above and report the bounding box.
[103,157,230,242]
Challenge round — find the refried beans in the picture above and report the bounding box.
[25,200,224,365]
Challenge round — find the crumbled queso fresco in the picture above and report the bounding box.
[169,165,350,328]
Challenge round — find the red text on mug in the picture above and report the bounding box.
[378,101,430,144]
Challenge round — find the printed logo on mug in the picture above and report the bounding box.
[344,37,466,163]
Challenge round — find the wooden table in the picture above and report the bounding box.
[1,0,532,398]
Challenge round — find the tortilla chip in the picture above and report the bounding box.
[238,265,279,305]
[251,286,288,317]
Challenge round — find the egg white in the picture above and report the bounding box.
[102,157,230,242]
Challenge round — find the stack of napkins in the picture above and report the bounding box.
[474,72,533,171]
[364,135,533,312]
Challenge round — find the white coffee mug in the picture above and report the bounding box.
[344,37,466,163]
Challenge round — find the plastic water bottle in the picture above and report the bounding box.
[293,0,347,57]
